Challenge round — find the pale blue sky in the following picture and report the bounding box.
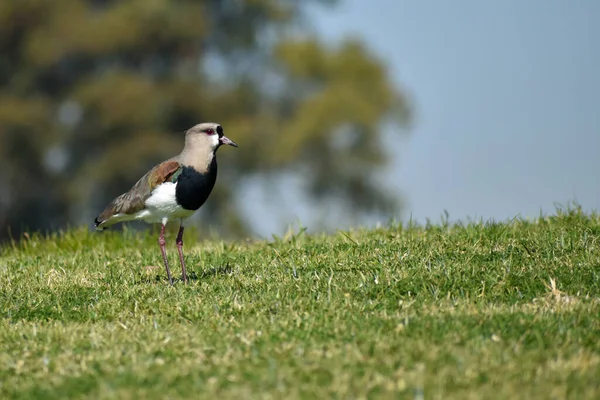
[243,1,600,236]
[315,0,600,222]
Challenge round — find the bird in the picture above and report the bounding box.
[94,122,238,285]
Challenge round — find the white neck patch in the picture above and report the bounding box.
[210,133,220,150]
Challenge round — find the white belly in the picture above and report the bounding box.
[137,182,196,223]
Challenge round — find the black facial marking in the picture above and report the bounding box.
[216,125,223,136]
[175,160,218,211]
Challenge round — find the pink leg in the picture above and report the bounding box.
[159,224,173,285]
[176,225,188,283]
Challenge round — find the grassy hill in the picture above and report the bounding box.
[1,208,599,399]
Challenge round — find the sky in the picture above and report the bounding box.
[305,0,600,225]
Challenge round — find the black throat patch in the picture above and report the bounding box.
[175,159,218,211]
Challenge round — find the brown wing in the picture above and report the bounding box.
[95,160,182,227]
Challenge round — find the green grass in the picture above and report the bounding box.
[1,207,600,399]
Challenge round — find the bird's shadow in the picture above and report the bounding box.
[137,264,234,285]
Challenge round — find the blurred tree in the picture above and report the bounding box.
[0,0,411,240]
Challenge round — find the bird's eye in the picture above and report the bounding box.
[205,129,215,135]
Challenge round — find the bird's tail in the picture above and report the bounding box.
[94,216,106,231]
[95,192,140,231]
[94,200,120,231]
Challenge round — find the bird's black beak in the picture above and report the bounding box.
[219,135,238,147]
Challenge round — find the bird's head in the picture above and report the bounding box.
[185,122,238,152]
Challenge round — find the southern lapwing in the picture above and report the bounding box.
[94,122,237,285]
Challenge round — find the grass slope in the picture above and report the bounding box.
[1,208,599,399]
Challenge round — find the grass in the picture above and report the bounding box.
[1,207,599,399]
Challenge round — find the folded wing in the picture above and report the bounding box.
[94,160,182,229]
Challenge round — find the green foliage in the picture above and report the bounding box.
[0,0,410,239]
[1,209,599,398]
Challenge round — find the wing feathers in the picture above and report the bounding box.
[95,160,182,228]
